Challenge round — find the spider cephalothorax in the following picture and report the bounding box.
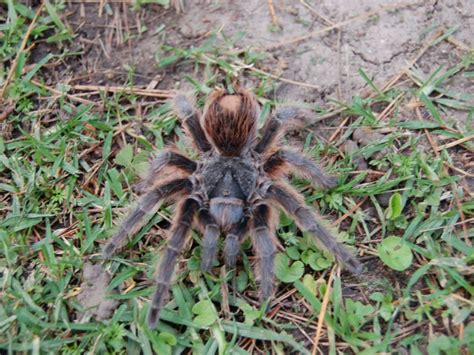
[102,86,362,328]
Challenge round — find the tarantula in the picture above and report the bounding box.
[102,86,362,328]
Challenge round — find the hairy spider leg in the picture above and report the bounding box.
[264,149,337,189]
[255,107,302,154]
[174,94,212,152]
[223,216,250,268]
[103,178,191,258]
[148,198,199,328]
[251,204,277,299]
[267,184,362,274]
[198,208,220,272]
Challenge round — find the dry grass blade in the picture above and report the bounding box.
[331,197,369,227]
[436,134,474,152]
[300,0,336,26]
[267,0,279,27]
[328,117,350,143]
[0,3,45,99]
[376,93,405,122]
[311,266,336,355]
[30,79,97,106]
[72,84,173,98]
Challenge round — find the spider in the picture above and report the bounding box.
[102,85,362,328]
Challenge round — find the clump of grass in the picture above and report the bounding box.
[1,2,473,354]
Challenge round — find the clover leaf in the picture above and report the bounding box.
[378,236,413,271]
[192,300,217,327]
[275,253,304,283]
[114,144,133,167]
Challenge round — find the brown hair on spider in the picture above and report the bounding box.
[202,86,259,156]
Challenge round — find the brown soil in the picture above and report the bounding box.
[48,0,472,126]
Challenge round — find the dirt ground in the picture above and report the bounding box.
[54,0,473,125]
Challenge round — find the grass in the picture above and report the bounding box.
[1,2,474,354]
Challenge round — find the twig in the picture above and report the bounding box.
[376,92,405,122]
[311,27,443,125]
[311,266,336,355]
[1,3,45,99]
[331,197,368,227]
[436,134,474,152]
[267,0,279,27]
[458,323,465,346]
[300,0,335,26]
[328,117,350,143]
[67,0,134,2]
[349,170,386,176]
[72,84,173,98]
[313,28,446,126]
[233,58,322,90]
[30,79,97,106]
[444,162,474,178]
[99,0,105,17]
[424,128,440,156]
[446,37,472,51]
[246,65,321,90]
[264,18,347,50]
